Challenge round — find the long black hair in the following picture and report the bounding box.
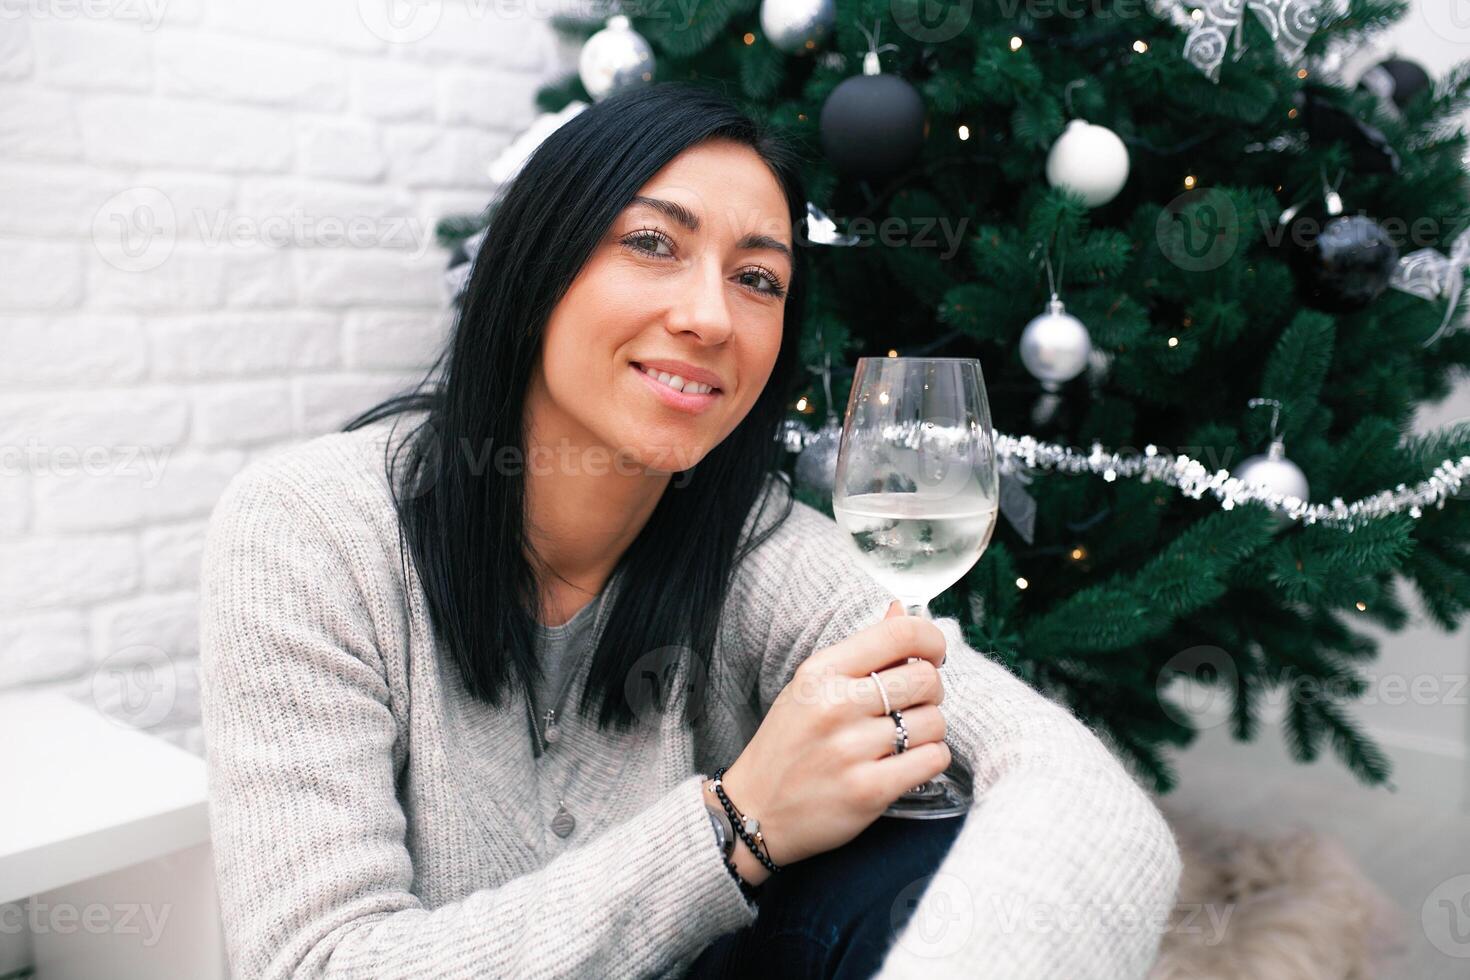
[344,82,810,733]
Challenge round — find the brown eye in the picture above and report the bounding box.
[621,228,675,258]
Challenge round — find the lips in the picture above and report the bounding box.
[630,362,721,415]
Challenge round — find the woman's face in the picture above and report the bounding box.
[529,139,793,474]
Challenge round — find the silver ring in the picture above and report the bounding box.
[869,670,892,715]
[890,709,908,755]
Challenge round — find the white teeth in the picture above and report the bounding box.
[639,364,714,395]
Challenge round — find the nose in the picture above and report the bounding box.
[664,254,734,345]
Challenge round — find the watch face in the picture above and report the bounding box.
[707,808,731,856]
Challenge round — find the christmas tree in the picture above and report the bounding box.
[441,0,1470,793]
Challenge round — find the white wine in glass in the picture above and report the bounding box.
[831,356,999,819]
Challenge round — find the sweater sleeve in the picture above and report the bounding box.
[725,488,1183,980]
[198,467,757,980]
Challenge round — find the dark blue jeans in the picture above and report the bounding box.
[683,814,967,979]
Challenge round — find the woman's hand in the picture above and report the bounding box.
[712,600,951,883]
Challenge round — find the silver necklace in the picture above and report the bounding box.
[525,573,619,838]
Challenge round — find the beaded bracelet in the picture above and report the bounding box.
[721,854,762,902]
[711,766,783,876]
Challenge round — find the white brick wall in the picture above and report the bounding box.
[0,1,566,756]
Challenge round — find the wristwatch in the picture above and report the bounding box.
[705,802,736,861]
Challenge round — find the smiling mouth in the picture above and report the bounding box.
[630,362,722,395]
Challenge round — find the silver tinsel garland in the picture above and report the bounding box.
[779,420,1470,530]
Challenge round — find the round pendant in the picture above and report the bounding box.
[550,804,575,838]
[544,723,560,745]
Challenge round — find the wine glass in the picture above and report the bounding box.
[831,357,999,819]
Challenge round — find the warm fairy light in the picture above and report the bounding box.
[1190,8,1203,19]
[743,32,755,44]
[1168,336,1180,347]
[1133,40,1149,54]
[1070,546,1087,561]
[1009,36,1023,51]
[1016,577,1029,589]
[878,390,889,405]
[887,349,898,357]
[1183,174,1197,190]
[1297,68,1308,79]
[957,124,971,141]
[795,396,809,412]
[797,113,807,121]
[1356,601,1367,611]
[1288,108,1299,119]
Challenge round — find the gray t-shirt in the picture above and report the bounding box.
[532,591,604,711]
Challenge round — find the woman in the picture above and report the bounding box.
[199,83,1182,979]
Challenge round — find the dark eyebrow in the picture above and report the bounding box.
[628,195,793,263]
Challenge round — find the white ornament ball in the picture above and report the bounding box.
[579,15,655,102]
[760,0,835,55]
[1046,119,1130,208]
[1020,297,1092,391]
[1233,440,1309,527]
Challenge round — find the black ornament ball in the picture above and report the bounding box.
[819,73,925,181]
[1287,212,1400,313]
[1358,57,1432,112]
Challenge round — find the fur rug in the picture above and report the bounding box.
[1147,801,1404,980]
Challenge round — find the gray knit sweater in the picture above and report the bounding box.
[198,413,1182,980]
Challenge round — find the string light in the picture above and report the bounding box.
[1133,40,1149,54]
[1016,577,1029,589]
[1009,36,1024,51]
[1167,336,1180,347]
[887,349,899,357]
[957,124,971,141]
[795,396,809,412]
[1355,601,1367,611]
[1183,174,1197,189]
[1070,546,1088,561]
[743,32,755,45]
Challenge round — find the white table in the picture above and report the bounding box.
[0,691,228,979]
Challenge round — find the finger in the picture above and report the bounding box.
[883,599,903,620]
[859,659,943,715]
[863,703,945,759]
[822,612,946,678]
[867,739,953,801]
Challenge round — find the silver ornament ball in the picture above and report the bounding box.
[579,16,655,102]
[1020,297,1093,390]
[1233,440,1309,527]
[760,0,835,54]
